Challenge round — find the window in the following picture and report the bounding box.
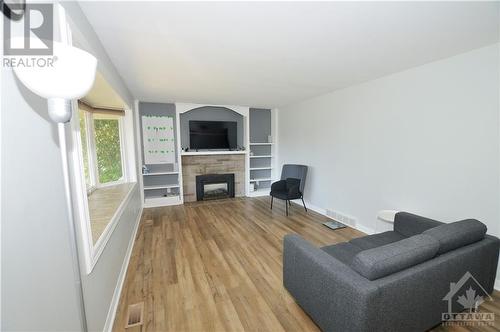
[93,114,123,184]
[78,102,125,190]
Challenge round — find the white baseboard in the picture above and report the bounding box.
[290,200,375,235]
[495,278,500,291]
[103,206,143,332]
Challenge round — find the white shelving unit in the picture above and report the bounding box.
[247,108,278,197]
[138,102,183,208]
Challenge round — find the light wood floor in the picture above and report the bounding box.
[113,197,500,332]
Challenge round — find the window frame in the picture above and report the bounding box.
[71,100,138,274]
[79,109,127,191]
[61,9,138,275]
[89,112,126,188]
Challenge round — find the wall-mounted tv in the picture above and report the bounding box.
[189,120,237,150]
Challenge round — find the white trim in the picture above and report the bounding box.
[143,184,180,190]
[175,102,249,117]
[181,150,247,156]
[250,155,272,158]
[495,278,500,291]
[144,195,182,208]
[248,188,271,197]
[143,171,179,176]
[69,98,138,273]
[175,102,184,205]
[91,183,138,271]
[250,178,273,182]
[290,200,376,235]
[134,100,145,204]
[103,205,143,332]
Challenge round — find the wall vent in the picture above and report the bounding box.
[125,302,144,328]
[326,209,356,228]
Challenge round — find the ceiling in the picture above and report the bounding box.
[80,1,499,108]
[82,71,126,109]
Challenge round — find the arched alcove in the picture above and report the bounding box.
[179,106,244,149]
[175,103,250,150]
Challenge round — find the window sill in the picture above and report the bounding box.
[87,182,137,273]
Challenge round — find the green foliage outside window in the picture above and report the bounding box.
[94,119,123,183]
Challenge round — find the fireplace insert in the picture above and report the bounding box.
[196,173,235,201]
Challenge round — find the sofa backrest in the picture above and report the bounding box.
[423,219,487,254]
[394,212,443,237]
[351,234,439,280]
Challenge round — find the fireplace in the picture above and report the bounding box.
[196,173,235,201]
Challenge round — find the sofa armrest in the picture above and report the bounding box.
[394,212,443,237]
[283,234,379,332]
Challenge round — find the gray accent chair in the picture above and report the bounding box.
[270,164,308,216]
[283,212,499,332]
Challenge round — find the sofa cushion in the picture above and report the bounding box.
[351,234,439,280]
[321,242,363,266]
[349,231,405,250]
[423,219,487,254]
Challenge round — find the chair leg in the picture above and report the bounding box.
[288,200,292,206]
[270,196,273,209]
[301,197,307,212]
[286,200,289,216]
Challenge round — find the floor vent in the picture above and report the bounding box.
[326,209,356,228]
[125,302,144,328]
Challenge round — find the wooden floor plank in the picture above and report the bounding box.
[113,197,499,332]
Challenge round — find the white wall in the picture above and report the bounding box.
[279,44,500,238]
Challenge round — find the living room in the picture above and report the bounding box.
[2,1,499,332]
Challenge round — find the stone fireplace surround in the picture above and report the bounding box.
[181,154,245,202]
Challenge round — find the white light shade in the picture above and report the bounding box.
[13,40,97,99]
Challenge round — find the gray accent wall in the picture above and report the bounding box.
[249,108,271,143]
[180,106,244,149]
[1,67,83,332]
[139,102,178,164]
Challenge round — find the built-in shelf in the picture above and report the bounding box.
[250,155,272,158]
[143,171,179,176]
[249,178,273,182]
[181,150,247,156]
[250,142,273,145]
[144,195,181,208]
[248,188,271,197]
[144,184,180,190]
[250,167,273,171]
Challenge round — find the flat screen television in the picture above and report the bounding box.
[189,120,237,150]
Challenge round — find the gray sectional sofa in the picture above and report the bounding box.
[283,212,499,332]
